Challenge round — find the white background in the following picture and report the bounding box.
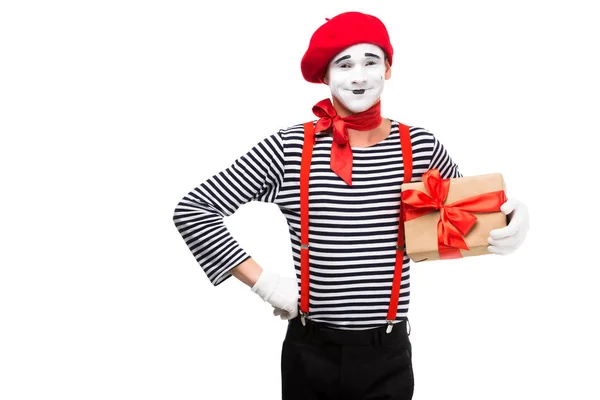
[1,0,598,399]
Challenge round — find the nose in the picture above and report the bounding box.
[351,76,367,85]
[350,66,367,85]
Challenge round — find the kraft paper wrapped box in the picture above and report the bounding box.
[400,169,508,263]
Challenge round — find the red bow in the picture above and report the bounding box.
[312,98,382,186]
[401,169,507,259]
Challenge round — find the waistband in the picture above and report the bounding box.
[285,316,411,347]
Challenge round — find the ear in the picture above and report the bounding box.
[384,59,392,80]
[323,69,329,85]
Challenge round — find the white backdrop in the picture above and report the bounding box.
[1,1,598,399]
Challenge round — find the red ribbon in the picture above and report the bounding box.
[401,169,507,259]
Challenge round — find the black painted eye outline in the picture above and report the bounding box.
[338,60,379,69]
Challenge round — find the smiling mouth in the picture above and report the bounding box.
[349,88,372,95]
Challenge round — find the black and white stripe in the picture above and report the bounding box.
[173,120,462,330]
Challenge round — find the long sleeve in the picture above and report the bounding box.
[427,131,463,179]
[172,131,285,286]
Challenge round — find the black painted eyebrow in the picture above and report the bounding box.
[365,53,381,59]
[333,55,351,64]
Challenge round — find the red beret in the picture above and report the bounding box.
[301,11,394,84]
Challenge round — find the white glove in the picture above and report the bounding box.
[488,197,530,255]
[250,268,299,320]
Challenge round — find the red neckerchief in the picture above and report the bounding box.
[312,98,382,186]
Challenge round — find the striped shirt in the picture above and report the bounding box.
[172,119,462,330]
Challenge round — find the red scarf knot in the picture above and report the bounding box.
[311,98,383,186]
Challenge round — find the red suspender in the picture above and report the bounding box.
[399,123,413,183]
[299,122,315,325]
[299,121,413,332]
[385,123,412,332]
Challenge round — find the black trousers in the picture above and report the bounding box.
[281,315,414,400]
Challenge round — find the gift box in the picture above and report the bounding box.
[400,169,507,262]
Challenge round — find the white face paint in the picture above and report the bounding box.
[326,43,387,114]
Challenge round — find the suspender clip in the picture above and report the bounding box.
[300,310,308,326]
[386,320,394,334]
